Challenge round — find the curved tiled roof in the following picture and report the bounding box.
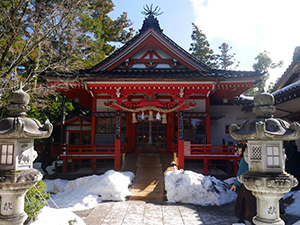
[83,68,214,78]
[86,14,212,73]
[272,59,300,91]
[44,15,261,82]
[80,68,260,79]
[272,79,300,98]
[44,67,260,80]
[240,80,300,112]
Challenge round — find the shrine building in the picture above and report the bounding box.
[43,13,262,173]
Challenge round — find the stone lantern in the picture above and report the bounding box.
[229,93,300,225]
[0,86,52,225]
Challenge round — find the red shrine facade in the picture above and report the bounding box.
[44,14,262,173]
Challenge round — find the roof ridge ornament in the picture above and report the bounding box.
[140,4,163,33]
[142,4,163,16]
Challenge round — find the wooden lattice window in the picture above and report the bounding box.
[0,144,14,165]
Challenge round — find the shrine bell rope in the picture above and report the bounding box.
[111,101,193,124]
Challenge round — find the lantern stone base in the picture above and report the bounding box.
[0,169,42,225]
[0,213,27,225]
[239,172,298,225]
[252,192,284,225]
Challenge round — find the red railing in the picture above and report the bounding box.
[59,144,128,174]
[190,144,236,155]
[61,144,127,155]
[182,144,239,174]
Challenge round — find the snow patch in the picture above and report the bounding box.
[31,207,85,225]
[44,170,134,211]
[164,170,236,206]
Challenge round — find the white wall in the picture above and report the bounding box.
[210,105,255,145]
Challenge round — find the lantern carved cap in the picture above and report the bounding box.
[0,86,53,139]
[252,92,276,118]
[6,85,30,116]
[229,92,300,140]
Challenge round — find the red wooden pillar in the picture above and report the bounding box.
[92,158,97,174]
[203,157,208,174]
[233,158,238,175]
[91,97,97,145]
[114,109,122,171]
[62,158,67,173]
[127,112,136,152]
[166,112,174,153]
[205,97,211,144]
[177,110,184,169]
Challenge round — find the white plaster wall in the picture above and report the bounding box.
[188,99,206,112]
[210,105,255,145]
[97,99,116,112]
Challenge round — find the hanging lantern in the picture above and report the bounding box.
[162,113,167,124]
[156,112,161,120]
[141,111,144,120]
[132,113,137,123]
[149,110,153,121]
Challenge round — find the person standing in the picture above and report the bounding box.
[230,142,256,225]
[41,137,53,176]
[285,140,300,190]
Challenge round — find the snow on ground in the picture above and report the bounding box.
[31,169,300,224]
[31,170,134,225]
[164,170,237,206]
[44,170,134,211]
[31,207,86,225]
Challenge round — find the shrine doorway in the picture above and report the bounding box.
[135,115,167,152]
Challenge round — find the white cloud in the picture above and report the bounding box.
[190,0,300,85]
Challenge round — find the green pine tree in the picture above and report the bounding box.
[245,51,283,94]
[216,42,239,70]
[189,23,217,68]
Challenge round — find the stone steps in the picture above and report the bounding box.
[121,153,175,201]
[120,153,138,174]
[129,153,164,201]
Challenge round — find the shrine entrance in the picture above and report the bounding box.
[135,113,167,152]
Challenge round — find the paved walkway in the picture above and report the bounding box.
[78,200,240,225]
[75,200,300,225]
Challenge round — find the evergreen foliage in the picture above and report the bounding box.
[216,42,240,70]
[24,180,50,224]
[189,23,217,68]
[245,51,283,94]
[0,0,134,111]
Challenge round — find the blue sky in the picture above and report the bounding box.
[110,0,300,88]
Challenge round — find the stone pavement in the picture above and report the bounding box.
[77,201,239,225]
[74,200,300,225]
